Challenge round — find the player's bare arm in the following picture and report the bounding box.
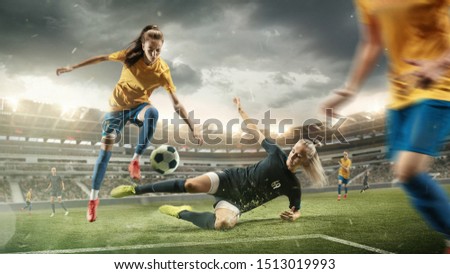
[404,48,450,89]
[56,55,109,76]
[168,91,203,145]
[321,14,383,113]
[233,97,265,145]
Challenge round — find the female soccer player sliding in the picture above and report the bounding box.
[56,25,203,222]
[111,97,327,230]
[321,0,450,253]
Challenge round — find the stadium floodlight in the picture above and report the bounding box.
[7,98,19,112]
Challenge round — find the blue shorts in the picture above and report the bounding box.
[387,99,450,160]
[338,175,349,184]
[101,103,150,137]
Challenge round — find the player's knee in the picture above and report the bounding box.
[184,179,201,193]
[143,107,159,127]
[214,216,237,230]
[394,165,418,182]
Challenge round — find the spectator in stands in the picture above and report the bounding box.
[321,0,450,253]
[111,97,327,230]
[45,167,69,217]
[56,25,203,222]
[337,151,352,201]
[360,169,370,193]
[21,188,33,215]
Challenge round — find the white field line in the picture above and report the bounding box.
[18,234,393,254]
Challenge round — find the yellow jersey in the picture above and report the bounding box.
[26,191,32,202]
[107,50,176,111]
[338,158,352,179]
[355,0,450,109]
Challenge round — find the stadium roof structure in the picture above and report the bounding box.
[0,98,103,144]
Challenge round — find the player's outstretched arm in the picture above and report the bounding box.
[168,91,203,145]
[233,97,265,145]
[404,48,450,89]
[321,15,383,114]
[56,55,109,76]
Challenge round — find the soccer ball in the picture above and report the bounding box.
[150,145,180,174]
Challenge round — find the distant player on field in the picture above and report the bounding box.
[56,25,203,222]
[21,188,33,215]
[45,167,69,217]
[337,151,351,201]
[360,169,370,193]
[111,97,327,230]
[321,0,450,253]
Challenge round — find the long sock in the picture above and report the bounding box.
[60,202,67,211]
[401,173,450,238]
[135,107,158,155]
[179,211,216,230]
[338,184,341,195]
[345,186,348,194]
[135,179,186,194]
[90,189,99,200]
[51,203,55,213]
[91,149,112,190]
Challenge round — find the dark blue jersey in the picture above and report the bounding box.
[215,139,301,213]
[48,175,63,192]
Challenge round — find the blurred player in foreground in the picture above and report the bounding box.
[21,188,33,215]
[111,97,327,230]
[56,25,203,222]
[337,151,352,201]
[322,0,450,252]
[45,167,69,217]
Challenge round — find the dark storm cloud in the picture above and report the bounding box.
[166,61,202,94]
[248,0,359,60]
[0,0,388,114]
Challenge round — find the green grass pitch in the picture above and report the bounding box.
[1,186,449,254]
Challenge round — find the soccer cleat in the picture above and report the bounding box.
[337,195,341,201]
[159,205,192,218]
[344,194,347,199]
[87,199,99,222]
[65,211,69,216]
[50,213,55,217]
[111,185,136,198]
[128,160,141,180]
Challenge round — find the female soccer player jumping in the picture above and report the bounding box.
[322,0,450,253]
[111,97,327,230]
[56,25,203,222]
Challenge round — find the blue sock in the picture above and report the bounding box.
[338,184,341,195]
[91,150,112,190]
[135,107,158,155]
[135,179,186,194]
[179,211,216,230]
[401,173,450,239]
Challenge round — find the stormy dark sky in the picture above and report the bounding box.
[0,0,389,128]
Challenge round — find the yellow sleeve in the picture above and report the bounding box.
[160,69,177,93]
[354,0,370,24]
[108,49,127,62]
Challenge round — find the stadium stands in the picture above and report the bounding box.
[0,98,449,202]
